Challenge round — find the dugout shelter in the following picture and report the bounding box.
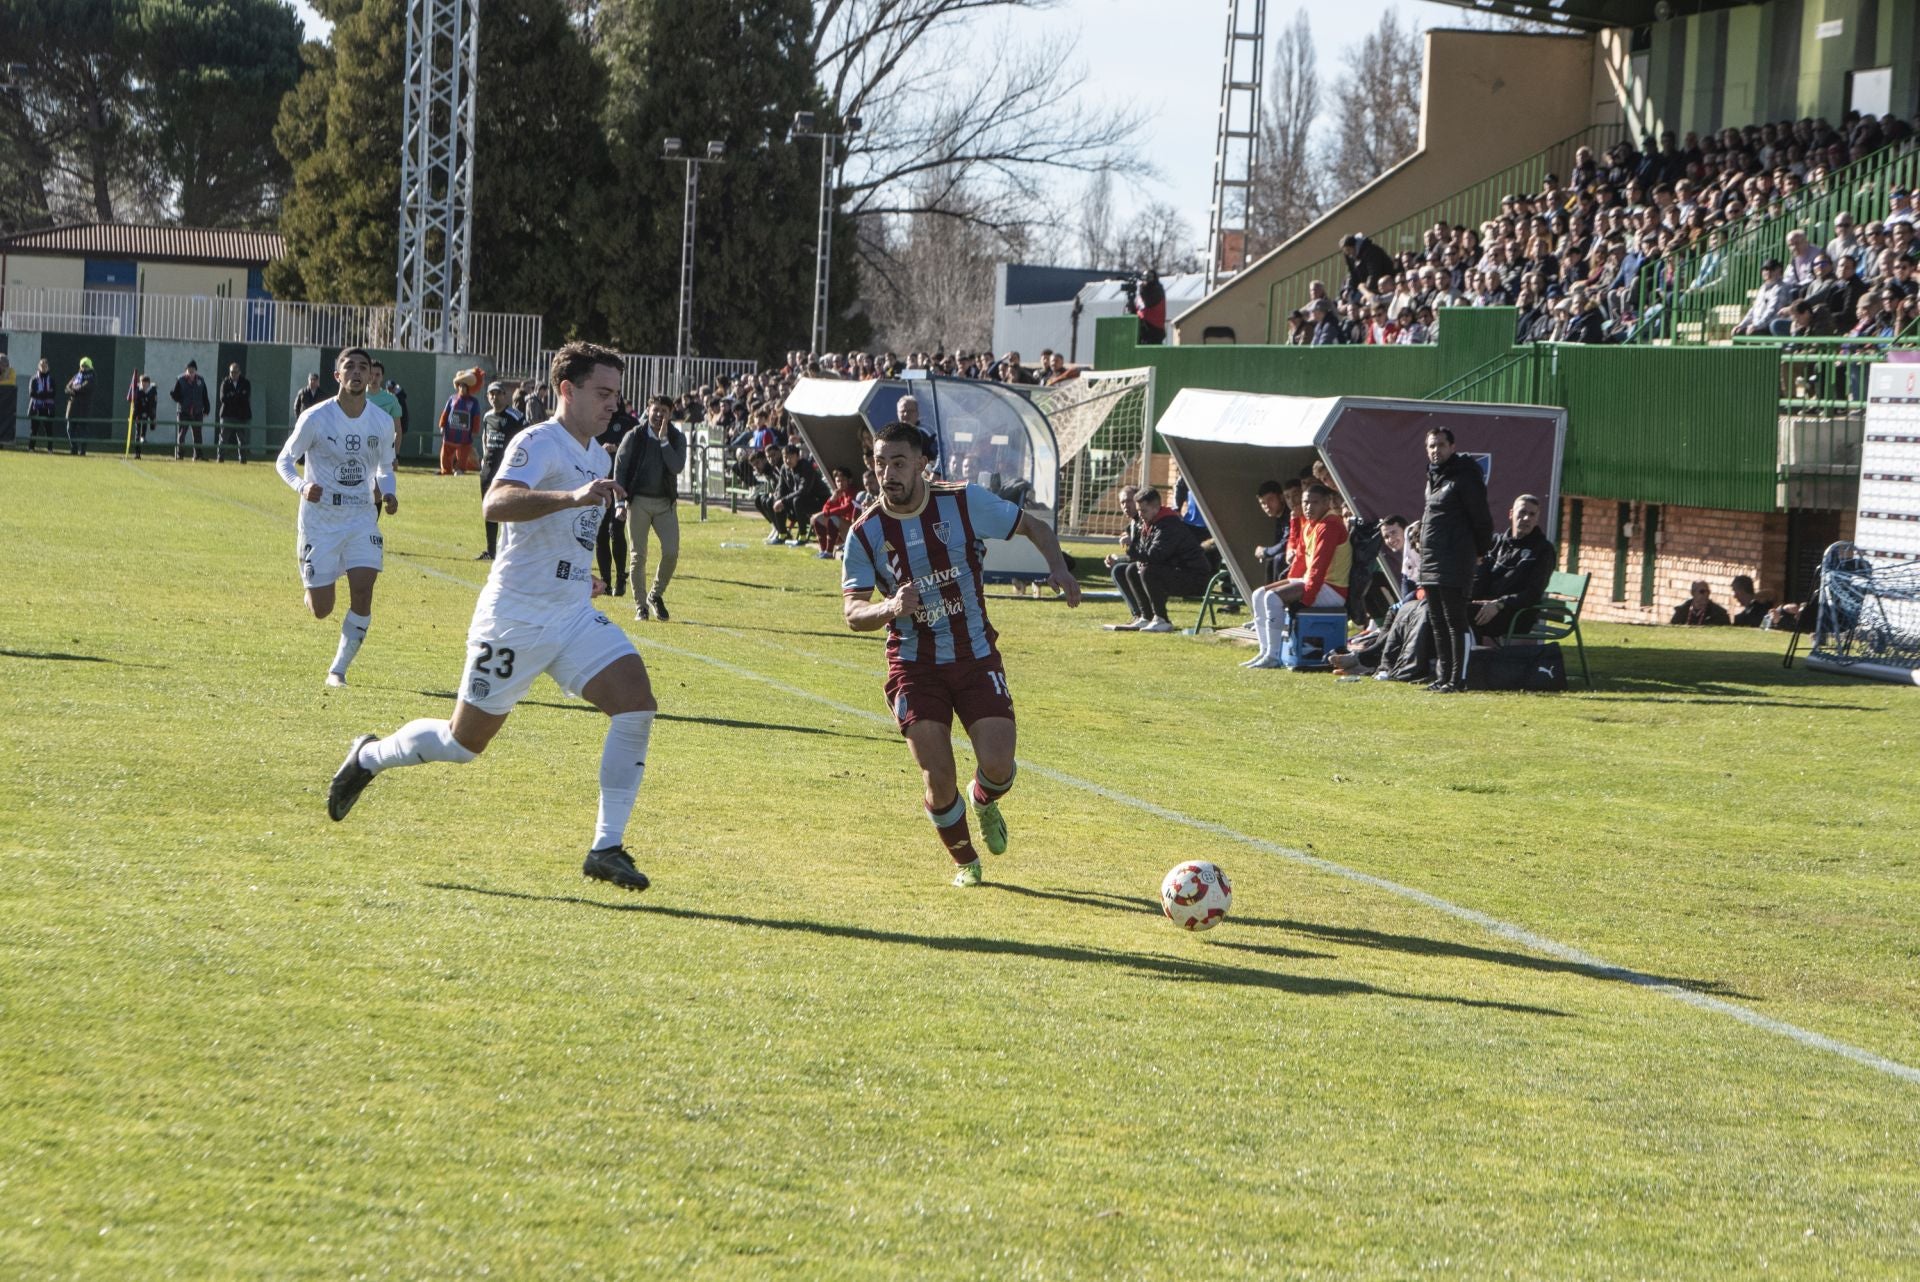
[1158,389,1566,605]
[784,375,1062,581]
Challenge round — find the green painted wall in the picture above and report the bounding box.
[1648,0,1919,135]
[1094,311,1782,513]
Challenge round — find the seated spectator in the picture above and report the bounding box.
[749,451,788,544]
[1469,494,1555,640]
[1382,515,1414,602]
[774,442,829,544]
[1308,299,1345,345]
[1243,483,1350,669]
[1670,579,1732,625]
[1729,573,1774,627]
[810,468,859,558]
[1251,480,1291,582]
[1344,504,1387,625]
[1110,487,1211,634]
[1100,485,1147,630]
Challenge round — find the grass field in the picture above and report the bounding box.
[4,449,1920,1279]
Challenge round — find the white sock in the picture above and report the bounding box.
[1250,587,1273,659]
[592,711,655,850]
[331,610,370,676]
[360,719,478,774]
[1256,589,1288,660]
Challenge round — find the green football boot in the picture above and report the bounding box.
[974,799,1008,856]
[951,860,984,888]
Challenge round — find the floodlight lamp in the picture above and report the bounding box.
[663,137,684,157]
[793,111,817,135]
[706,141,726,160]
[847,115,863,134]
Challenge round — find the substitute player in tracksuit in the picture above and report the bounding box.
[274,347,398,688]
[475,379,526,560]
[842,421,1081,887]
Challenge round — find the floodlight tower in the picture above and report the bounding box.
[663,138,727,394]
[1204,0,1266,291]
[791,111,862,357]
[395,0,479,352]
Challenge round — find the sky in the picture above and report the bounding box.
[288,0,1468,258]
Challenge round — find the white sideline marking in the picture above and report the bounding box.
[633,634,1920,1090]
[127,462,1920,1088]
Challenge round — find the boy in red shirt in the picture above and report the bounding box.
[1244,483,1350,669]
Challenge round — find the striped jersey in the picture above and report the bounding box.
[842,482,1024,664]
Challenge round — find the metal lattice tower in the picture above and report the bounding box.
[1204,0,1265,291]
[395,0,479,352]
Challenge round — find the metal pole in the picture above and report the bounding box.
[812,135,833,356]
[677,158,697,400]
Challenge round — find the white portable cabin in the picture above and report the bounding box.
[1157,389,1567,605]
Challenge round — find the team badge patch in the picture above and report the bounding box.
[933,520,953,543]
[573,509,600,551]
[508,446,528,468]
[469,675,491,698]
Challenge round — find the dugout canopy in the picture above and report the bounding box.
[1158,390,1566,604]
[783,375,1059,516]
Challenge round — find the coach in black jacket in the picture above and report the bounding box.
[1417,427,1494,691]
[1470,494,1554,641]
[1112,488,1211,632]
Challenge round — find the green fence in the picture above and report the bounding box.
[6,412,451,465]
[1732,333,1920,510]
[1264,124,1625,341]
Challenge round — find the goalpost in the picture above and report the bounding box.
[1803,543,1920,685]
[1035,366,1155,541]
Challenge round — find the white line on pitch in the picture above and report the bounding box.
[128,463,1920,1089]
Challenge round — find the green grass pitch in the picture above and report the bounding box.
[4,451,1919,1278]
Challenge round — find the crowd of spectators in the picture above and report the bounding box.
[1284,111,1920,347]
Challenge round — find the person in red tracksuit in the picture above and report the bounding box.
[811,468,861,558]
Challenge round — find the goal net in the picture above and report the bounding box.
[1037,367,1154,540]
[1806,542,1920,684]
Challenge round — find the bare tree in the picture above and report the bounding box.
[812,1,1149,247]
[859,169,1025,354]
[1322,7,1423,202]
[1076,168,1117,270]
[1114,203,1200,276]
[1246,10,1321,257]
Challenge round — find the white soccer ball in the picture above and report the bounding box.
[1160,861,1233,931]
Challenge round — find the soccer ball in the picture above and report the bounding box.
[1160,861,1232,931]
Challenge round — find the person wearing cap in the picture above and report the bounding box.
[170,359,210,460]
[216,361,253,463]
[475,380,525,561]
[1887,186,1915,228]
[1733,258,1792,335]
[64,357,95,456]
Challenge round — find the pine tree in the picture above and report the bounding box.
[597,0,867,362]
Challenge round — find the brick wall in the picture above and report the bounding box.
[1556,496,1798,625]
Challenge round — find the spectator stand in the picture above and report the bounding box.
[783,374,1061,583]
[1157,388,1565,625]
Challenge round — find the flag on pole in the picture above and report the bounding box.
[124,370,139,455]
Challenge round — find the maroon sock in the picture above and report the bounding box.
[969,763,1016,805]
[927,794,978,865]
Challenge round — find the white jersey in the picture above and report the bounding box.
[477,419,608,623]
[276,399,397,529]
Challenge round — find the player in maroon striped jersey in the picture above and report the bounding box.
[843,423,1080,886]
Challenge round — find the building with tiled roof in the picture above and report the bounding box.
[0,221,286,310]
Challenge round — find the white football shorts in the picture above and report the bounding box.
[299,521,384,589]
[458,603,636,715]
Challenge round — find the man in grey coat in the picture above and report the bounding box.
[612,395,687,621]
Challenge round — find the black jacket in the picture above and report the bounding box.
[1344,238,1395,297]
[1471,526,1556,625]
[218,377,252,422]
[1417,452,1494,589]
[1138,511,1210,577]
[777,458,828,510]
[170,373,210,418]
[613,421,688,501]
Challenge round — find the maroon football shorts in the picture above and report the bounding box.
[884,652,1014,735]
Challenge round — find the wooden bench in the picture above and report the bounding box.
[1503,569,1592,687]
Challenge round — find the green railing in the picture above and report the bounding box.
[1651,142,1920,344]
[1265,124,1626,341]
[1731,333,1920,509]
[1425,348,1541,404]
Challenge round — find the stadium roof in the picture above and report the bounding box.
[0,222,286,267]
[1424,0,1750,32]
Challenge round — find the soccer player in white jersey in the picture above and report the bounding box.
[326,342,658,892]
[275,347,398,687]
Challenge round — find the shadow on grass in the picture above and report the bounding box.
[425,881,1568,1018]
[674,573,810,594]
[412,691,888,740]
[0,648,165,668]
[1576,639,1890,708]
[978,885,1747,999]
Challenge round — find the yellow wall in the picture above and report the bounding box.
[138,262,248,298]
[1174,29,1603,345]
[3,254,84,292]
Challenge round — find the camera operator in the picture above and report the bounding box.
[1125,269,1168,345]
